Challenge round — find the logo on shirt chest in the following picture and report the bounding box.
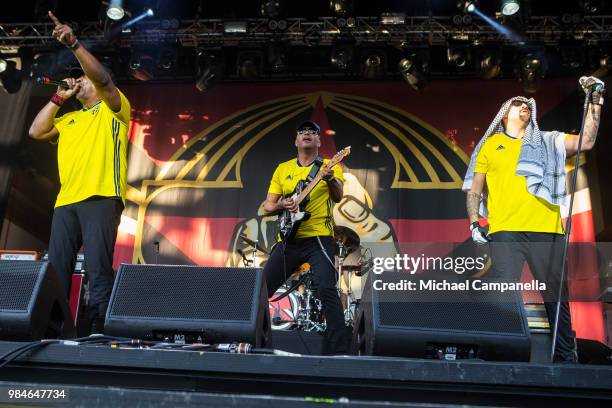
[68,119,76,125]
[496,144,505,150]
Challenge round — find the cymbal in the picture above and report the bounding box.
[239,235,269,255]
[333,226,360,255]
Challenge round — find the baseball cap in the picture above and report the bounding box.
[296,120,321,133]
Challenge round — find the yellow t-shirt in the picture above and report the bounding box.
[474,133,564,234]
[53,90,130,208]
[268,158,345,239]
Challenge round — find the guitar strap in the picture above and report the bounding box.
[306,156,324,183]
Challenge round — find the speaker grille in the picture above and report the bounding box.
[379,301,525,335]
[0,261,42,311]
[110,265,258,321]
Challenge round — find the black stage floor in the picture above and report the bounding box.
[1,338,612,407]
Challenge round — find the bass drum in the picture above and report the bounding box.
[268,284,300,330]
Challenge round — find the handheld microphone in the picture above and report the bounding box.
[579,76,604,92]
[36,75,70,89]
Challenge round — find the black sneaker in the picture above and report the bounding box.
[90,318,105,335]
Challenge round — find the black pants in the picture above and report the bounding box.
[489,231,576,362]
[264,236,349,354]
[48,197,123,321]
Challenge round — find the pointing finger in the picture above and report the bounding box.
[48,10,62,26]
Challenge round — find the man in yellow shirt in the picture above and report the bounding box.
[464,82,604,363]
[28,12,130,334]
[263,120,348,354]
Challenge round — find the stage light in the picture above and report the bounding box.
[196,52,219,92]
[129,49,154,81]
[361,52,384,79]
[237,51,262,80]
[146,8,154,17]
[267,43,287,73]
[107,0,125,21]
[330,0,354,17]
[458,1,478,13]
[581,0,602,14]
[479,53,502,79]
[0,59,22,94]
[519,55,542,94]
[331,46,353,70]
[380,12,405,25]
[261,0,284,19]
[224,21,247,34]
[501,0,520,16]
[398,58,421,90]
[447,46,468,68]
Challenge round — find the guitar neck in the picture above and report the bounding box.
[295,172,324,206]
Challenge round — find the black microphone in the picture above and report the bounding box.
[36,75,70,89]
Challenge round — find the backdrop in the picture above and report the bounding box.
[111,79,604,342]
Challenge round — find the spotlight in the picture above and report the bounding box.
[447,46,469,68]
[331,45,353,70]
[458,1,478,13]
[0,59,22,94]
[146,8,154,16]
[519,55,542,94]
[129,49,154,81]
[398,57,426,91]
[380,12,405,25]
[479,53,502,79]
[267,43,287,73]
[580,0,602,14]
[361,51,385,79]
[261,0,284,19]
[196,52,220,92]
[237,51,263,80]
[107,0,125,21]
[330,0,354,17]
[159,47,177,70]
[501,0,520,16]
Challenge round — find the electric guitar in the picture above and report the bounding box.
[278,146,351,242]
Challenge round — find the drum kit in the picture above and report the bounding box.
[239,226,371,333]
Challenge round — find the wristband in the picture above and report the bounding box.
[470,221,480,231]
[68,39,80,50]
[50,93,65,107]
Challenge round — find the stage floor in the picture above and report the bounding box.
[0,340,611,407]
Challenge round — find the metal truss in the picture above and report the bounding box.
[1,15,612,51]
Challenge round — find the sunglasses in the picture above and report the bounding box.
[297,128,318,134]
[510,100,530,110]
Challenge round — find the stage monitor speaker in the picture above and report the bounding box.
[352,272,531,361]
[0,260,75,340]
[105,264,271,347]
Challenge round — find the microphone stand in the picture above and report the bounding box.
[550,88,593,362]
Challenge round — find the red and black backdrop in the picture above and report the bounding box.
[75,79,604,342]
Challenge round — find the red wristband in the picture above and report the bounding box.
[50,93,65,107]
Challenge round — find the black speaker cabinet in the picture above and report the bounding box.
[352,272,531,361]
[105,264,271,347]
[0,260,75,340]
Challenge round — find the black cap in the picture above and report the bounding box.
[296,120,320,134]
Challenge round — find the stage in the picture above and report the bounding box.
[0,338,611,407]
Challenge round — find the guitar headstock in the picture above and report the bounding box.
[328,146,351,167]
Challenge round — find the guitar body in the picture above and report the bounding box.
[279,181,311,242]
[276,146,351,243]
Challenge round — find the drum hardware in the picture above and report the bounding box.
[333,226,361,327]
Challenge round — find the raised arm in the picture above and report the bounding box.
[48,11,122,112]
[565,76,605,156]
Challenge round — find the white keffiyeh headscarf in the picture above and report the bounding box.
[462,96,567,215]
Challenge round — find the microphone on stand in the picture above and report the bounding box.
[36,75,70,89]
